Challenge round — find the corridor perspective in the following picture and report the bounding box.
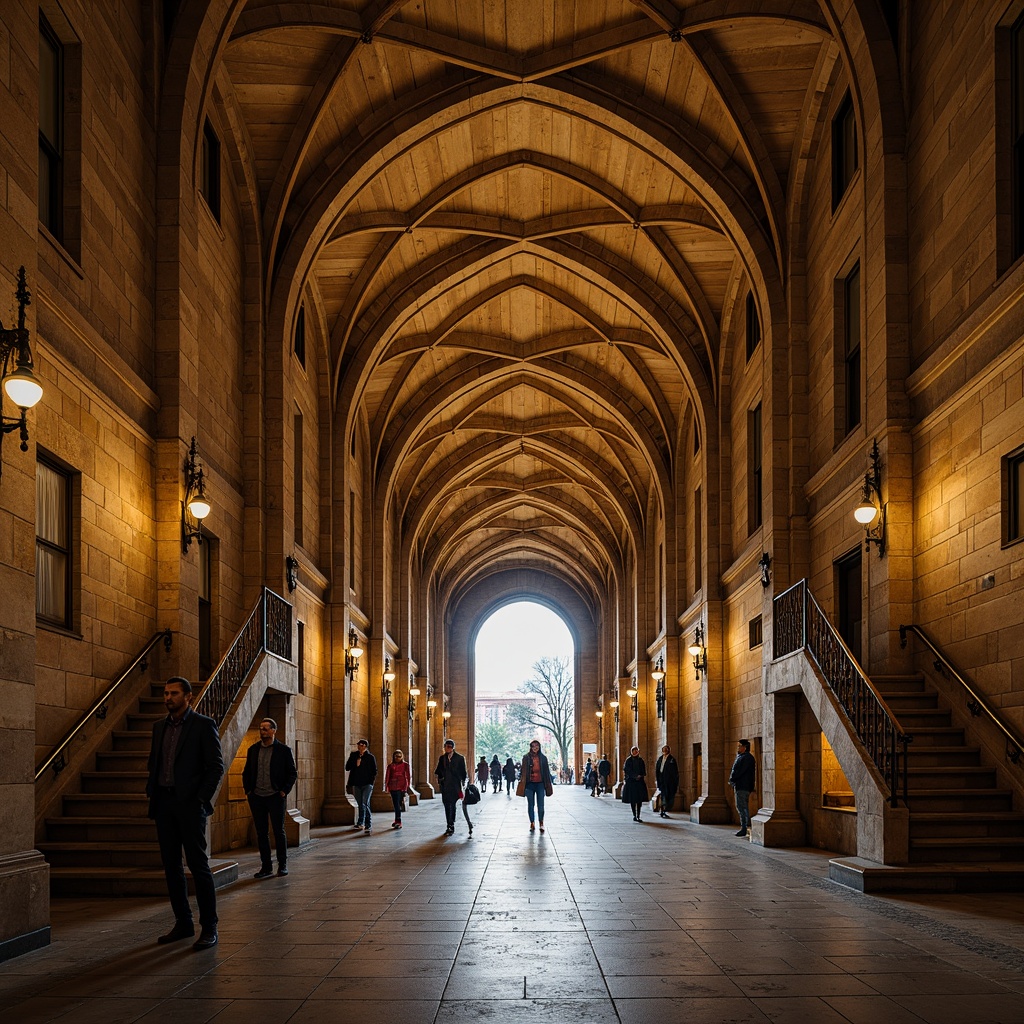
[4,788,1024,1024]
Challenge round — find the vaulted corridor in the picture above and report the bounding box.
[5,788,1024,1024]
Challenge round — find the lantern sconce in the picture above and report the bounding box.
[408,675,420,717]
[426,682,437,721]
[0,267,44,482]
[853,438,887,557]
[652,655,666,719]
[345,627,363,681]
[181,436,212,553]
[381,656,395,718]
[626,676,639,722]
[609,684,620,728]
[441,693,451,736]
[285,554,299,593]
[688,622,707,680]
[757,551,772,589]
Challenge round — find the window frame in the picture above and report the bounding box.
[38,14,64,241]
[1003,443,1024,546]
[294,304,306,369]
[748,402,763,533]
[831,90,858,211]
[201,118,221,222]
[35,455,73,630]
[745,290,761,362]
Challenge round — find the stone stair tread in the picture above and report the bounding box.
[909,812,1024,821]
[910,836,1024,847]
[906,766,994,773]
[48,860,236,877]
[830,857,1024,893]
[38,841,160,852]
[906,745,980,753]
[46,816,153,825]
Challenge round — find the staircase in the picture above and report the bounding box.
[37,681,238,897]
[870,672,1024,889]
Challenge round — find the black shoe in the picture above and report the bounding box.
[253,867,274,880]
[192,930,218,951]
[660,811,668,818]
[277,865,289,876]
[157,921,194,945]
[735,829,748,837]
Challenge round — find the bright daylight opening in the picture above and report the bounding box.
[474,601,575,784]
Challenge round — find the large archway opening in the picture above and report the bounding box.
[473,601,576,780]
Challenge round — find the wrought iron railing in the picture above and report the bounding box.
[194,588,292,727]
[774,580,910,807]
[900,623,1022,768]
[35,628,173,780]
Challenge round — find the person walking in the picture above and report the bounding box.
[729,738,756,837]
[502,756,516,795]
[345,739,377,833]
[146,677,224,950]
[655,744,679,819]
[597,753,611,795]
[242,717,297,878]
[519,739,554,833]
[435,738,468,835]
[476,756,489,793]
[621,745,649,822]
[588,760,601,797]
[489,755,502,793]
[384,749,411,828]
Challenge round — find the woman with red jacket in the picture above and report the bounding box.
[384,749,411,828]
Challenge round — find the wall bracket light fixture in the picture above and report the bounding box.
[345,627,363,680]
[408,675,420,717]
[0,267,43,483]
[381,656,395,718]
[688,622,707,680]
[854,438,887,557]
[757,551,772,588]
[181,436,212,552]
[626,676,639,722]
[652,655,666,719]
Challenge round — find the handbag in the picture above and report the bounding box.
[515,775,526,798]
[464,783,481,805]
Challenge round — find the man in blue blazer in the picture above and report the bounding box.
[146,676,224,950]
[242,717,297,878]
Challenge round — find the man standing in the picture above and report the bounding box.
[655,744,679,818]
[729,738,756,837]
[346,739,377,833]
[242,717,297,878]
[597,753,611,795]
[434,738,468,835]
[146,676,224,950]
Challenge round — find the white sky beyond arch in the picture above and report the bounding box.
[475,601,574,695]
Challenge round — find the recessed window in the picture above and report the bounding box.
[198,536,213,677]
[745,291,761,362]
[201,118,221,222]
[1004,445,1024,545]
[1013,16,1024,262]
[749,615,763,649]
[36,458,72,628]
[832,90,857,210]
[837,263,862,438]
[748,403,763,533]
[294,304,306,369]
[294,411,304,546]
[693,485,702,595]
[297,620,305,694]
[39,15,64,240]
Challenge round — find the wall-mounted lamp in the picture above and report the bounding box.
[426,681,437,721]
[626,676,639,722]
[408,676,420,717]
[345,626,363,680]
[609,685,620,729]
[285,554,299,593]
[381,656,396,718]
[0,268,43,482]
[853,438,887,557]
[652,655,666,719]
[688,622,707,680]
[181,436,212,552]
[757,551,772,588]
[442,693,451,736]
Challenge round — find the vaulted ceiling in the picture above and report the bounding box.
[220,0,838,615]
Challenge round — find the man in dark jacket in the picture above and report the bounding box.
[597,754,612,795]
[146,676,224,950]
[728,738,756,837]
[346,739,378,833]
[655,744,680,818]
[242,717,298,878]
[434,738,468,835]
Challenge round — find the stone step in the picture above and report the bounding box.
[908,836,1024,863]
[830,857,1024,893]
[126,713,162,731]
[905,789,1015,813]
[63,793,150,817]
[884,693,940,710]
[894,709,953,727]
[48,859,238,898]
[906,766,997,789]
[111,731,151,752]
[904,745,981,767]
[80,771,149,794]
[909,812,1024,840]
[37,841,166,869]
[45,816,157,843]
[96,751,148,771]
[904,726,966,746]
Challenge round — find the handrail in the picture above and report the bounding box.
[900,623,1022,767]
[194,587,292,727]
[774,580,911,807]
[35,628,173,781]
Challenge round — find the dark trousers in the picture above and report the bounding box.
[248,792,287,869]
[154,789,218,929]
[661,785,677,812]
[442,796,458,829]
[390,789,404,821]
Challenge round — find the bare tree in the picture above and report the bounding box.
[506,656,574,769]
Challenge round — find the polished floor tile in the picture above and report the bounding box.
[3,787,1024,1023]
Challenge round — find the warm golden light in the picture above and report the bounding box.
[688,642,702,657]
[854,500,878,525]
[3,365,43,409]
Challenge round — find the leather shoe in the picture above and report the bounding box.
[277,865,289,876]
[157,922,194,945]
[192,930,218,951]
[253,867,274,879]
[735,829,749,837]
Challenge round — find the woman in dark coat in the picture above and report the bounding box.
[621,745,649,822]
[489,755,502,793]
[476,756,489,792]
[502,756,516,795]
[520,739,554,832]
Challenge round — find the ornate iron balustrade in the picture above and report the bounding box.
[900,623,1022,768]
[195,588,293,727]
[36,628,173,780]
[774,580,910,807]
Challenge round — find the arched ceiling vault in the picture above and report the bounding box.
[215,0,843,616]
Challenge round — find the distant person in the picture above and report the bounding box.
[583,757,593,788]
[384,749,411,829]
[435,739,468,835]
[729,739,756,838]
[621,745,648,822]
[242,717,297,878]
[502,756,516,795]
[146,677,224,950]
[655,744,679,819]
[598,753,611,794]
[519,739,554,833]
[588,761,600,797]
[346,739,377,833]
[476,756,489,792]
[489,755,502,793]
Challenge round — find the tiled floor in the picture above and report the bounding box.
[4,787,1024,1023]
